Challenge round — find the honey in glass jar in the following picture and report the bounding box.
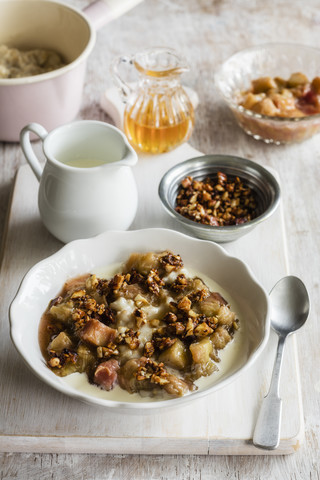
[112,47,194,154]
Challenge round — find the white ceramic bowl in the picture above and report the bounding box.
[10,228,270,411]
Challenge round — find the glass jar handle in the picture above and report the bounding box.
[111,55,134,102]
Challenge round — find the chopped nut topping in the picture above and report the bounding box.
[97,342,119,359]
[194,322,214,337]
[152,334,177,351]
[69,291,109,330]
[71,289,86,299]
[178,296,192,312]
[134,308,147,328]
[160,253,184,272]
[135,358,170,385]
[168,321,186,336]
[185,317,196,337]
[128,270,144,285]
[170,274,189,292]
[48,348,77,368]
[117,328,140,350]
[146,269,164,295]
[143,341,155,357]
[175,173,257,226]
[163,312,178,324]
[109,274,125,294]
[187,288,209,304]
[48,357,61,368]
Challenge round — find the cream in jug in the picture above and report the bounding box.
[20,120,138,243]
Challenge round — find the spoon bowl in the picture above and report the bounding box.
[253,275,310,450]
[270,276,310,336]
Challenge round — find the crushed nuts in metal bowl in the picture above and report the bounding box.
[158,154,280,243]
[175,172,257,227]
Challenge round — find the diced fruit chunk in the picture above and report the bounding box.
[211,326,231,350]
[76,344,95,372]
[200,292,225,316]
[311,76,320,94]
[190,337,213,364]
[123,252,160,275]
[80,319,116,346]
[252,98,279,116]
[94,359,119,391]
[164,374,191,397]
[252,76,277,93]
[241,92,264,110]
[49,301,73,322]
[287,72,309,87]
[159,339,190,370]
[48,331,73,353]
[217,305,236,326]
[190,338,217,379]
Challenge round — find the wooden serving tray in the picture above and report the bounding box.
[0,136,303,455]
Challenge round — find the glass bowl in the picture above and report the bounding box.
[215,43,320,144]
[158,154,280,243]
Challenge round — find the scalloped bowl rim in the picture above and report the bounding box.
[9,228,270,411]
[215,42,320,123]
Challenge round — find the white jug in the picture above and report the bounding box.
[20,120,138,243]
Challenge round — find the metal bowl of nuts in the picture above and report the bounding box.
[158,154,280,243]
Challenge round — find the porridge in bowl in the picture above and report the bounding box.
[0,44,65,78]
[40,251,240,400]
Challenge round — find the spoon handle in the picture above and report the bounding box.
[253,335,286,450]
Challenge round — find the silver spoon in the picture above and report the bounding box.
[253,276,310,450]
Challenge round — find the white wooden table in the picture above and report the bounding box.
[1,0,319,478]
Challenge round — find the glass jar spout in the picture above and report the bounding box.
[134,47,189,78]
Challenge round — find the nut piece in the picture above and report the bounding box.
[194,322,214,337]
[97,343,119,359]
[146,269,164,295]
[160,252,184,272]
[134,308,147,328]
[178,296,192,312]
[48,357,61,368]
[135,358,170,386]
[117,328,140,350]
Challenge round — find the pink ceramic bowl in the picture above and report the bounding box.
[0,0,142,142]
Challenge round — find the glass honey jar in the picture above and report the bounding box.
[111,47,194,154]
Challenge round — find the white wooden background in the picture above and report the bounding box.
[0,0,319,478]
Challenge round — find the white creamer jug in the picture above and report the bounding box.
[20,120,138,243]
